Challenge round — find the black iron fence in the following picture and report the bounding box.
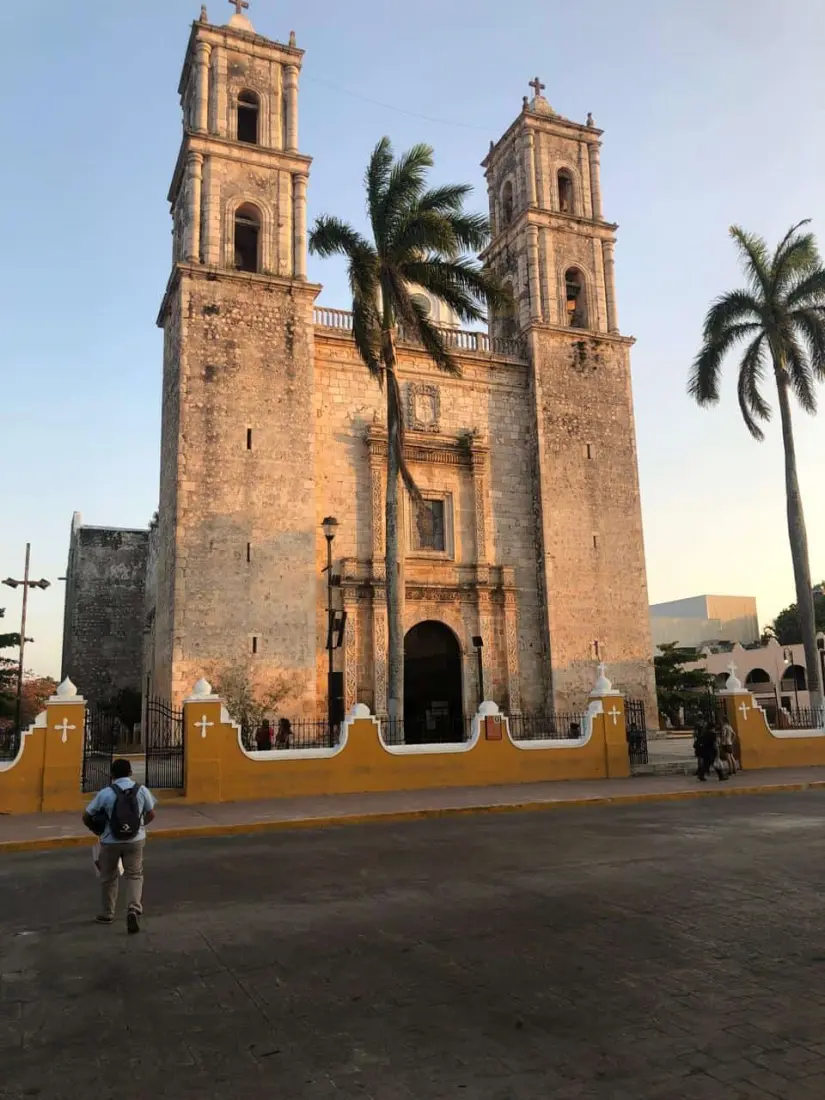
[144,697,184,789]
[625,698,649,767]
[769,706,825,731]
[241,718,340,751]
[381,715,473,746]
[507,713,586,741]
[82,704,119,793]
[0,728,21,762]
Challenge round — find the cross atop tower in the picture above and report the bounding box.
[228,0,249,14]
[529,76,546,99]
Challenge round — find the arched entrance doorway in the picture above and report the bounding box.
[404,621,464,743]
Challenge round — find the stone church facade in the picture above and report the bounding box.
[136,5,656,724]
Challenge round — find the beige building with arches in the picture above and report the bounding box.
[136,6,657,732]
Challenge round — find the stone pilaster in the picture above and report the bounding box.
[186,151,204,263]
[343,596,358,712]
[284,65,299,152]
[278,170,293,276]
[373,604,388,716]
[195,40,211,133]
[528,224,542,321]
[471,451,489,583]
[579,139,593,219]
[592,237,608,333]
[293,174,308,279]
[540,228,557,324]
[213,45,228,137]
[602,239,619,333]
[503,584,521,714]
[370,458,385,582]
[526,132,538,206]
[588,143,603,220]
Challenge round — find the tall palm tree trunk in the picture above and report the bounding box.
[775,363,823,709]
[383,330,404,720]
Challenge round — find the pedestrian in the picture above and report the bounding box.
[82,758,156,934]
[255,718,273,751]
[694,720,728,782]
[720,718,737,775]
[274,717,292,749]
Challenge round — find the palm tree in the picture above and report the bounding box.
[689,221,825,709]
[309,137,503,721]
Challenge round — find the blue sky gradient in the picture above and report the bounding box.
[2,0,823,678]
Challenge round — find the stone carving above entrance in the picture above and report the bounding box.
[408,383,440,433]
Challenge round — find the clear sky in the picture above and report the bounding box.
[1,0,824,679]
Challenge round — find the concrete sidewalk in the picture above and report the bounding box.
[3,766,825,852]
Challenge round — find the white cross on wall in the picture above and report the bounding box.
[738,701,750,721]
[196,714,214,739]
[54,718,76,744]
[607,705,621,726]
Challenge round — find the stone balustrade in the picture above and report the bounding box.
[312,308,527,361]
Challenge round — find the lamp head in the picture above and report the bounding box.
[321,516,339,542]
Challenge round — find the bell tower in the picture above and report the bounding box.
[152,3,320,706]
[483,83,656,712]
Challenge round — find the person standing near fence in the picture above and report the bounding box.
[83,758,156,934]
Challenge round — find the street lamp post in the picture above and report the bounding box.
[2,544,50,732]
[472,635,484,708]
[818,637,825,717]
[322,517,339,735]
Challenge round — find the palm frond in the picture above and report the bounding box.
[792,307,825,381]
[701,290,762,344]
[783,335,818,414]
[391,211,461,262]
[308,216,373,261]
[405,257,507,320]
[785,268,825,310]
[737,332,771,440]
[771,220,818,289]
[380,144,434,245]
[351,295,383,382]
[366,137,393,242]
[417,184,473,215]
[729,226,772,298]
[688,321,761,405]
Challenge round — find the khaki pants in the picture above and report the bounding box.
[98,840,145,917]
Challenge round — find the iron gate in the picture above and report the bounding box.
[625,698,649,767]
[145,697,184,789]
[82,704,119,793]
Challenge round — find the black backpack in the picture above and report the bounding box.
[109,783,143,841]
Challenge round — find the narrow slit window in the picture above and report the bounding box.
[251,636,259,655]
[592,534,598,549]
[585,443,593,460]
[246,428,253,450]
[246,542,251,563]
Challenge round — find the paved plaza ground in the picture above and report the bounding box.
[3,792,825,1099]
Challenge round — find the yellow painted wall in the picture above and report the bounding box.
[0,697,86,814]
[183,695,630,805]
[727,692,825,770]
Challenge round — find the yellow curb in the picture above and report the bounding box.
[2,779,825,854]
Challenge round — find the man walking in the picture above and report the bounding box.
[83,759,156,934]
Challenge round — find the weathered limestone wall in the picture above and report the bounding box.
[60,514,148,705]
[530,329,656,712]
[155,266,319,708]
[314,332,547,715]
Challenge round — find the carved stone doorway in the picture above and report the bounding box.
[403,621,464,743]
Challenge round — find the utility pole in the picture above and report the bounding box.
[3,544,50,731]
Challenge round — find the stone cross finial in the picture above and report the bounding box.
[529,76,546,98]
[228,0,249,14]
[586,111,594,127]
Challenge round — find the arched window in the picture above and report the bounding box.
[564,268,588,329]
[745,668,771,686]
[237,90,260,145]
[501,180,514,226]
[558,170,575,214]
[781,664,807,690]
[410,292,432,318]
[234,204,261,273]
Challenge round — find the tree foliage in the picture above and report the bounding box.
[688,221,825,705]
[0,608,20,725]
[654,643,716,726]
[209,662,298,733]
[770,585,825,644]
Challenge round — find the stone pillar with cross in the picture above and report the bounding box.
[589,663,629,778]
[183,678,224,802]
[42,678,87,812]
